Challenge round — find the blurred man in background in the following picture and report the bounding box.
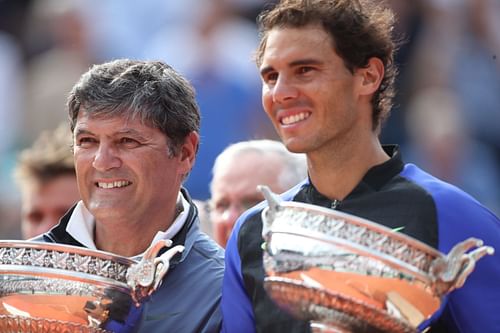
[404,88,500,216]
[208,139,306,247]
[14,123,79,239]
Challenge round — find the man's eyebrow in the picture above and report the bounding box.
[260,66,275,77]
[117,129,151,141]
[74,128,93,137]
[73,128,148,140]
[260,58,324,77]
[289,58,323,67]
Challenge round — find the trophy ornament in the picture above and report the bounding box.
[126,239,184,306]
[258,185,494,333]
[0,239,183,333]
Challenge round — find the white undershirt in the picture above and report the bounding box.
[66,192,189,258]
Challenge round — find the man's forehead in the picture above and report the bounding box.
[74,113,157,135]
[211,182,261,202]
[76,111,137,124]
[261,26,334,62]
[213,169,284,196]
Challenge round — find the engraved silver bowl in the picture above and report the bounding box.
[259,186,494,333]
[0,240,183,333]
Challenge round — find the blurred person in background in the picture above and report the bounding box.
[208,139,307,247]
[404,88,500,216]
[381,0,500,180]
[401,0,500,158]
[34,59,224,332]
[21,0,95,145]
[221,1,500,332]
[14,123,79,240]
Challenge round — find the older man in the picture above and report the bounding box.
[36,59,224,332]
[209,139,306,247]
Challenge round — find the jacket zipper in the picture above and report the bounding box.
[331,199,341,209]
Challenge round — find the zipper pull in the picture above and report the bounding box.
[331,199,341,210]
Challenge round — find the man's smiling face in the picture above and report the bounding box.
[73,112,183,225]
[259,25,363,155]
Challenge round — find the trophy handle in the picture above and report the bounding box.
[429,237,494,295]
[259,185,283,238]
[126,240,184,306]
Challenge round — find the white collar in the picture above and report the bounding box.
[66,192,190,257]
[67,201,96,249]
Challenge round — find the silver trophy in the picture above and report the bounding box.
[0,239,184,333]
[259,186,494,333]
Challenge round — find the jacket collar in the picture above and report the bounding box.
[297,144,404,205]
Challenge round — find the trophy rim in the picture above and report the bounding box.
[0,266,131,291]
[262,201,444,278]
[0,240,136,286]
[0,240,136,265]
[263,201,441,258]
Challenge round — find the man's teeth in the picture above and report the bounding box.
[97,181,130,189]
[281,112,309,125]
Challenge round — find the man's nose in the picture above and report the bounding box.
[272,75,299,104]
[92,143,121,171]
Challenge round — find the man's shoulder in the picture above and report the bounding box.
[401,163,499,250]
[163,230,224,296]
[142,230,224,333]
[189,230,225,266]
[400,163,489,210]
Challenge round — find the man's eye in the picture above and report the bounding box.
[298,66,314,74]
[213,201,230,213]
[26,211,43,223]
[76,137,96,147]
[119,137,140,147]
[120,137,135,143]
[264,72,278,84]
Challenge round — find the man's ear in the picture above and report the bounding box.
[355,57,384,96]
[179,131,199,173]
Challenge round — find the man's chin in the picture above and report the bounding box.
[87,201,130,219]
[283,140,307,154]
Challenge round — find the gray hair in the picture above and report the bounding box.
[211,139,307,191]
[67,59,200,156]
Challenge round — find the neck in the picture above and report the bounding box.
[307,135,389,201]
[94,199,181,257]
